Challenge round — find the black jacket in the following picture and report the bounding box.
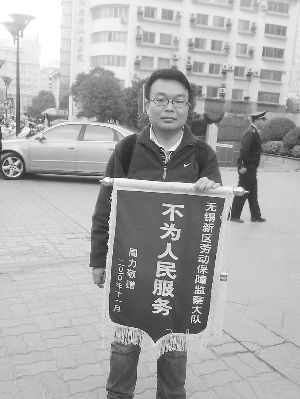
[238,124,262,168]
[90,124,222,269]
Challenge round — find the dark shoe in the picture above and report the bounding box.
[251,217,266,222]
[230,218,244,223]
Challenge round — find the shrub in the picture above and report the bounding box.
[260,117,296,143]
[282,127,300,150]
[291,145,300,158]
[261,141,284,155]
[278,146,291,157]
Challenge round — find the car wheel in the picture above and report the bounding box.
[0,152,26,180]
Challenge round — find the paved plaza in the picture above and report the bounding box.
[0,167,299,399]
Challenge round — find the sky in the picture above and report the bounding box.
[0,0,62,66]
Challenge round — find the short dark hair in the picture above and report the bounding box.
[144,69,193,103]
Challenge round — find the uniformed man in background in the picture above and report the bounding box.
[230,111,267,223]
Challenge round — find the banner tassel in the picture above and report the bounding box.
[114,325,144,346]
[159,334,187,356]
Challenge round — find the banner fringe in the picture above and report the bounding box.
[114,325,144,346]
[159,334,187,356]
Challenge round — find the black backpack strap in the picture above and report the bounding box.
[195,138,208,177]
[117,133,138,177]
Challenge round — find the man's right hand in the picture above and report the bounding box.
[239,167,247,174]
[92,267,106,288]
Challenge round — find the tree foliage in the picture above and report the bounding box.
[282,127,300,150]
[71,68,122,122]
[26,90,56,119]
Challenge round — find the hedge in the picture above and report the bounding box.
[260,117,296,143]
[282,127,300,150]
[291,145,300,158]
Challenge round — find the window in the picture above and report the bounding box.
[143,31,155,44]
[158,57,170,69]
[160,34,172,46]
[265,24,287,37]
[234,66,246,77]
[43,125,81,141]
[209,63,221,74]
[258,91,280,103]
[207,86,219,98]
[240,0,252,7]
[232,89,243,100]
[260,69,283,81]
[267,1,289,14]
[83,126,116,141]
[192,62,205,73]
[262,46,284,59]
[161,9,174,21]
[238,20,250,32]
[194,38,206,50]
[196,14,208,25]
[140,56,154,69]
[91,55,126,67]
[213,16,225,28]
[91,31,127,43]
[211,40,222,52]
[144,7,156,18]
[236,43,248,55]
[91,5,128,20]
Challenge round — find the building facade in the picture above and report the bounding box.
[0,38,40,114]
[62,0,300,116]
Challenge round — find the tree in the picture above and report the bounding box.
[71,68,122,122]
[119,78,148,130]
[26,90,56,119]
[260,117,296,143]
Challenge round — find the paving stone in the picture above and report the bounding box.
[10,350,52,366]
[0,324,38,337]
[41,327,78,340]
[23,332,47,351]
[223,354,259,378]
[190,358,227,377]
[50,347,78,369]
[15,360,57,377]
[46,335,82,348]
[68,375,107,394]
[38,372,69,398]
[203,369,241,388]
[63,363,102,380]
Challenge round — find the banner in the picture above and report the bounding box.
[103,179,234,354]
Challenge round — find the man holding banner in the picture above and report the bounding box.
[90,69,223,399]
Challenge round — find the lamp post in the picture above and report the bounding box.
[1,76,13,119]
[3,13,34,135]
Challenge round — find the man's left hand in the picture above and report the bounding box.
[193,177,220,191]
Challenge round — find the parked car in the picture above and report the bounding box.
[0,122,135,180]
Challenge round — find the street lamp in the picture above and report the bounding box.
[3,13,34,135]
[1,76,13,118]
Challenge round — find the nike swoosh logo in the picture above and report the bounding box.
[184,163,191,167]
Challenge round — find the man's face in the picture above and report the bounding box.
[146,79,190,133]
[255,119,266,132]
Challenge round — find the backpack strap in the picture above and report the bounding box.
[195,138,208,177]
[117,133,138,177]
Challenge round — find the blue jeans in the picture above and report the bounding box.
[106,341,187,399]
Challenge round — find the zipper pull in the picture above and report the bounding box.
[163,166,167,180]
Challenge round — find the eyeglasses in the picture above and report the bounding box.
[150,97,189,109]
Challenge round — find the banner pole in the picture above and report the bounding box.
[102,177,248,196]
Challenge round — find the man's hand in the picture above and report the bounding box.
[239,167,247,175]
[92,267,106,288]
[193,177,220,191]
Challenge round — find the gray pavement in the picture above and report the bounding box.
[0,168,299,399]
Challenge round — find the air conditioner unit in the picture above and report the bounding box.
[228,65,234,71]
[135,55,142,64]
[222,65,229,71]
[120,17,128,24]
[188,38,194,48]
[186,56,192,65]
[172,52,179,60]
[219,88,226,94]
[253,70,260,77]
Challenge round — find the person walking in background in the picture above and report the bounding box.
[230,111,267,223]
[90,68,222,399]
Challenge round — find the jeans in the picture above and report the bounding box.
[106,341,187,399]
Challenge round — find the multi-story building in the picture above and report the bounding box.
[0,38,40,113]
[61,0,300,116]
[40,66,60,108]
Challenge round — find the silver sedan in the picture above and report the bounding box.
[0,122,134,180]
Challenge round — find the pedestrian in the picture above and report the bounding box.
[90,68,222,399]
[230,111,267,223]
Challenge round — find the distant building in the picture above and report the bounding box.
[39,66,60,109]
[0,38,40,113]
[60,0,300,117]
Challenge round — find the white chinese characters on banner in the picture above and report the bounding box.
[152,203,185,316]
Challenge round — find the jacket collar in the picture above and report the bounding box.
[137,124,196,150]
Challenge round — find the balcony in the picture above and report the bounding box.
[191,0,234,8]
[136,35,179,50]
